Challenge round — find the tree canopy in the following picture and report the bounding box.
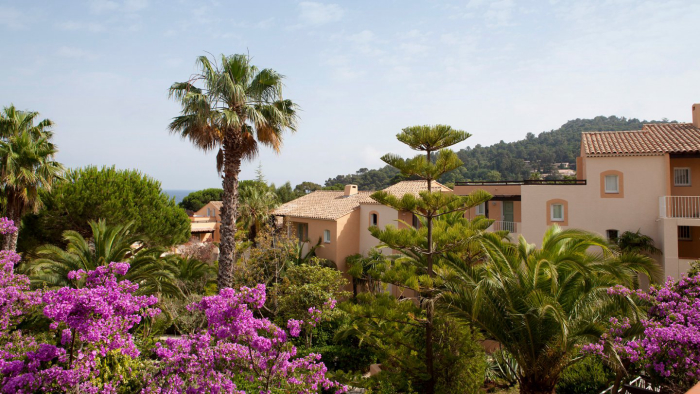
[19,165,190,252]
[179,188,224,212]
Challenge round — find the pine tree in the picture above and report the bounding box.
[345,125,495,393]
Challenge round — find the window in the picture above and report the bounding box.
[323,230,331,243]
[606,229,619,241]
[370,213,378,226]
[475,203,486,216]
[551,204,564,222]
[604,175,619,193]
[207,208,211,217]
[296,223,308,242]
[675,168,691,186]
[679,226,692,241]
[412,214,421,228]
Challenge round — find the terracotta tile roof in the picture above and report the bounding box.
[582,123,700,156]
[272,181,453,221]
[273,191,375,221]
[381,180,452,198]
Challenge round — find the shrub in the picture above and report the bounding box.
[556,357,615,394]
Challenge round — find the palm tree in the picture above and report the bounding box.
[441,225,662,394]
[168,54,299,289]
[615,229,661,255]
[239,183,278,243]
[23,220,180,297]
[0,105,64,251]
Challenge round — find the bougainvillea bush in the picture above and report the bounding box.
[585,273,700,393]
[144,284,347,393]
[0,218,345,393]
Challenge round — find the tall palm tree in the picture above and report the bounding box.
[0,105,64,251]
[23,220,181,297]
[441,225,662,394]
[168,54,298,289]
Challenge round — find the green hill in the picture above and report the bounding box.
[324,116,674,190]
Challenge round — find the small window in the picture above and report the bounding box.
[297,223,308,242]
[551,204,564,222]
[412,214,421,228]
[207,208,211,217]
[475,203,486,216]
[370,213,378,226]
[323,229,331,243]
[606,229,619,241]
[604,175,619,193]
[679,226,691,241]
[675,168,691,186]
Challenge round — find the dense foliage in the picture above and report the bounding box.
[19,166,190,252]
[178,188,224,212]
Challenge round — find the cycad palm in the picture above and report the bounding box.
[441,225,661,394]
[169,54,298,289]
[239,184,278,242]
[24,220,180,297]
[0,105,64,251]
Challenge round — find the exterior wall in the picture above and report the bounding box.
[335,210,361,272]
[397,210,413,229]
[669,157,700,196]
[657,218,700,280]
[520,156,667,254]
[192,202,221,242]
[288,217,339,264]
[359,204,399,256]
[453,184,522,198]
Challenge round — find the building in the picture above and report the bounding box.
[272,181,452,273]
[457,103,700,280]
[189,201,222,242]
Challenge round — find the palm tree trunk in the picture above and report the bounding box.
[519,376,556,394]
[218,140,241,289]
[2,195,20,252]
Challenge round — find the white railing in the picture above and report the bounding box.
[489,221,519,233]
[599,376,659,394]
[659,196,700,218]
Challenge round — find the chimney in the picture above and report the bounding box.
[344,184,358,196]
[694,104,700,128]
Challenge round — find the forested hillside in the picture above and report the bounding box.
[324,116,674,190]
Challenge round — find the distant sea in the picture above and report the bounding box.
[164,190,195,204]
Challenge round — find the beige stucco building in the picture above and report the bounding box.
[272,181,451,275]
[190,201,222,243]
[456,104,700,280]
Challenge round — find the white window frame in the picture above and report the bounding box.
[475,203,486,216]
[550,204,564,222]
[604,175,619,194]
[674,167,691,186]
[323,229,331,243]
[370,213,378,226]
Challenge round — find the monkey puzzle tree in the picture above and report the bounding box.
[347,125,492,393]
[169,54,299,289]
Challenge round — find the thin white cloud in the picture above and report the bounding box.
[89,0,119,14]
[298,2,344,25]
[89,0,148,14]
[0,6,25,29]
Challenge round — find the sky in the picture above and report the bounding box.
[1,0,699,190]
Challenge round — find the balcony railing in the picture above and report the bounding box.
[659,196,700,218]
[456,180,586,186]
[488,221,519,233]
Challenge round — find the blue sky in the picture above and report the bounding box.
[1,0,699,190]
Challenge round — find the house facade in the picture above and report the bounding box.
[272,181,451,274]
[457,104,700,280]
[189,201,222,243]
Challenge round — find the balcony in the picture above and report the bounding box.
[659,196,700,218]
[488,221,519,233]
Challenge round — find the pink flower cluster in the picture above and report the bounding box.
[585,274,700,388]
[0,258,159,393]
[0,219,17,236]
[145,286,347,394]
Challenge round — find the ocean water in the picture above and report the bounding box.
[164,190,195,204]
